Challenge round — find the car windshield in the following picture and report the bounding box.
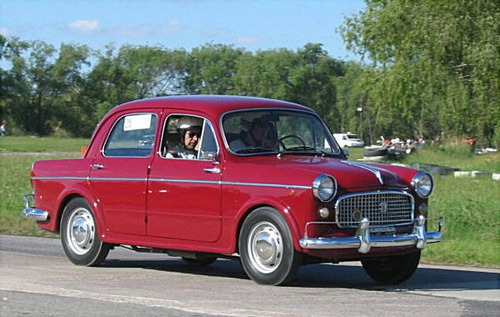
[223,110,342,156]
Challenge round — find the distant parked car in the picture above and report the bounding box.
[333,132,365,148]
[22,95,441,286]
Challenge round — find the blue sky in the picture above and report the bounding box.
[0,0,366,61]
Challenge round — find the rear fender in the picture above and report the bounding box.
[54,185,106,238]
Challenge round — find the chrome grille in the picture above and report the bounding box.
[335,191,414,228]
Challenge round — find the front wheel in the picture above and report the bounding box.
[361,251,421,285]
[60,197,110,266]
[239,207,302,285]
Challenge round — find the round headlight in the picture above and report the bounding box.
[412,172,433,198]
[313,174,337,202]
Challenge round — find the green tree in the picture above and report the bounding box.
[233,48,296,99]
[1,38,93,136]
[288,44,345,129]
[5,40,56,136]
[84,45,187,123]
[341,0,500,146]
[185,44,244,94]
[50,43,92,136]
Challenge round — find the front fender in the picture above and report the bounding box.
[233,195,304,253]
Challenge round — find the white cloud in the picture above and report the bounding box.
[115,24,151,38]
[0,27,10,36]
[69,19,99,33]
[236,36,259,44]
[112,19,183,38]
[202,28,219,37]
[158,19,182,34]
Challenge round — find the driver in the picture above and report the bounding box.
[167,116,203,159]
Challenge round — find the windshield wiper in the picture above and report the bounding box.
[278,148,338,157]
[235,147,278,154]
[283,145,316,152]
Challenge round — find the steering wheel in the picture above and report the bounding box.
[279,134,306,150]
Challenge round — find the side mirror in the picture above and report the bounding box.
[342,148,350,158]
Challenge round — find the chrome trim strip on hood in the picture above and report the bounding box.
[341,160,385,184]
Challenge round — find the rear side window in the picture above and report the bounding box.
[104,113,157,157]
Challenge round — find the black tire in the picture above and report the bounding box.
[239,207,302,285]
[361,251,421,285]
[60,197,111,266]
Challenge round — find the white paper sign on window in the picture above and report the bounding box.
[124,114,152,131]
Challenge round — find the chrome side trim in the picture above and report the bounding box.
[90,177,147,182]
[149,178,311,190]
[222,181,311,190]
[32,176,88,181]
[31,176,311,190]
[149,178,218,185]
[299,216,442,253]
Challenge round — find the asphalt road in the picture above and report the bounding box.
[1,235,499,316]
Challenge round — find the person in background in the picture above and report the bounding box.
[0,121,6,137]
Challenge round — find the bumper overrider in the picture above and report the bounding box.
[299,215,443,253]
[22,193,49,221]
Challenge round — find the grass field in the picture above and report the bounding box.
[1,136,499,267]
[0,136,89,153]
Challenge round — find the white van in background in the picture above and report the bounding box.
[333,132,365,148]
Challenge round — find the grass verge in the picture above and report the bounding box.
[1,139,499,267]
[0,136,89,153]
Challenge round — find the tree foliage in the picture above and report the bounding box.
[1,2,498,148]
[340,0,500,146]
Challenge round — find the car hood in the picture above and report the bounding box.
[244,155,405,190]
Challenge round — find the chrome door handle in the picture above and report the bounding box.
[203,167,220,174]
[91,164,105,169]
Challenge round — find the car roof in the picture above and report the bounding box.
[111,95,313,118]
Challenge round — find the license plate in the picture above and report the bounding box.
[371,226,396,234]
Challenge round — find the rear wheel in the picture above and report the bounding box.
[239,207,302,285]
[361,251,421,285]
[60,197,110,266]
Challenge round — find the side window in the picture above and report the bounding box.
[161,114,217,160]
[104,113,157,157]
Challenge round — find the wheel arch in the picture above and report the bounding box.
[235,201,302,254]
[55,188,103,235]
[55,193,83,233]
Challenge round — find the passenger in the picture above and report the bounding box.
[230,118,276,152]
[167,116,202,159]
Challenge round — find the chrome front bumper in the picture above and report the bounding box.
[22,194,49,221]
[299,215,443,254]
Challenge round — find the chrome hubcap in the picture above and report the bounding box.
[67,208,95,255]
[248,221,283,273]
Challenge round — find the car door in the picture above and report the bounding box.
[146,114,222,242]
[89,111,159,236]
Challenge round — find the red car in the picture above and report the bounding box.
[23,95,442,285]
